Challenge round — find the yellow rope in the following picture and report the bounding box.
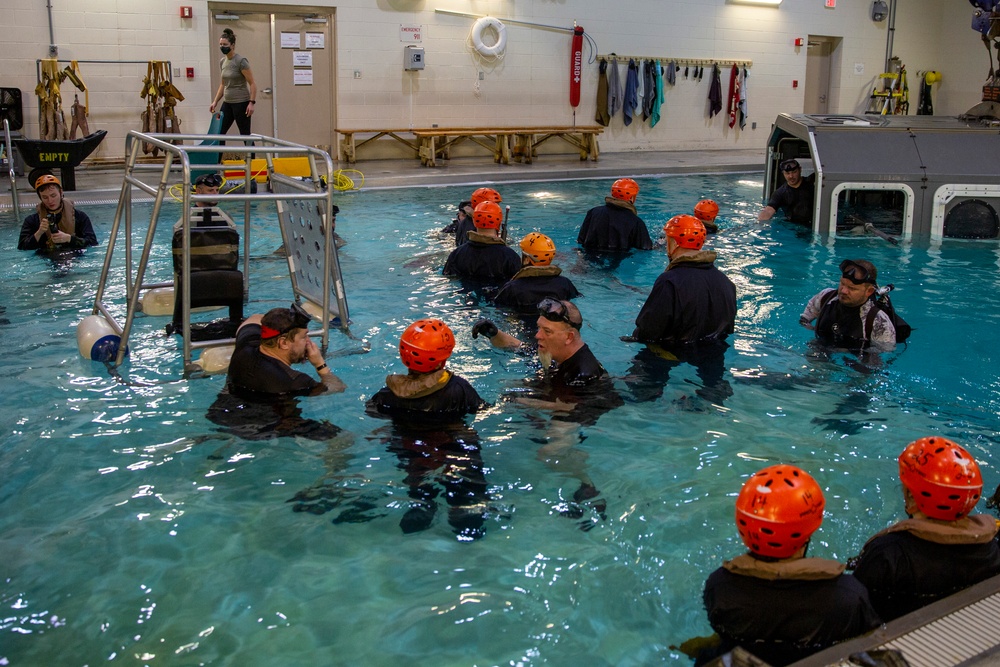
[332,168,364,191]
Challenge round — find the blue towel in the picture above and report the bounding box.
[624,59,639,126]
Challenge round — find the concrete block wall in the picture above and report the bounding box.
[0,0,987,163]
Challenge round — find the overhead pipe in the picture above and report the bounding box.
[883,0,898,72]
[46,0,57,56]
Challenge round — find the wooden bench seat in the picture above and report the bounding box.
[337,126,603,167]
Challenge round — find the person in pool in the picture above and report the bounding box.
[799,259,896,352]
[577,177,652,252]
[492,232,580,314]
[696,465,881,666]
[851,437,1000,622]
[625,215,736,404]
[758,158,815,225]
[440,200,474,244]
[473,299,621,526]
[18,173,98,252]
[442,201,520,284]
[225,303,346,397]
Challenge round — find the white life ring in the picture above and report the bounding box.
[471,17,507,58]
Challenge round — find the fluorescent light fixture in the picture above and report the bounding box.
[304,17,328,24]
[215,14,240,20]
[728,0,782,5]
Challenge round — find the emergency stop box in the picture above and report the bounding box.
[404,46,424,71]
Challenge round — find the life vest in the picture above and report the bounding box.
[722,553,845,581]
[36,199,76,238]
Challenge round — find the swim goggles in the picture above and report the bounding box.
[840,260,876,285]
[780,160,800,173]
[537,298,581,330]
[195,173,223,188]
[260,302,313,339]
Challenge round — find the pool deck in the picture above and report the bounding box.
[1,147,766,208]
[5,147,999,667]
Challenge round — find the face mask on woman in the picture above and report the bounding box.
[220,46,232,55]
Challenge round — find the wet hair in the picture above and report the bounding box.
[221,28,236,45]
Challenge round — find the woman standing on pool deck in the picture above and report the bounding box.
[209,28,257,140]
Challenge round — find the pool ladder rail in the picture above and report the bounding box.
[1,119,20,217]
[83,130,351,375]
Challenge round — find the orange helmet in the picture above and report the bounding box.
[34,174,62,192]
[664,214,707,250]
[899,437,983,521]
[473,201,503,230]
[735,465,825,559]
[519,232,556,266]
[471,187,502,208]
[399,319,455,373]
[694,199,720,223]
[611,178,639,204]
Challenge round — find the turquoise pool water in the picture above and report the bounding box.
[2,173,999,665]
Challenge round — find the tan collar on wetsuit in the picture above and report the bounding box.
[467,231,507,245]
[605,196,637,215]
[875,513,999,546]
[36,199,76,237]
[666,250,717,271]
[385,369,451,399]
[512,265,562,280]
[723,553,845,581]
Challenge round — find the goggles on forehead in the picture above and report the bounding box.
[840,260,876,285]
[195,173,223,188]
[260,302,313,339]
[537,298,581,330]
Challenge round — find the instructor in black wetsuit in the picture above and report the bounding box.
[226,303,346,397]
[758,158,815,225]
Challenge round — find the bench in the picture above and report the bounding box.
[336,128,436,163]
[412,126,603,167]
[337,126,603,166]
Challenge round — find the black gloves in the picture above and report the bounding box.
[472,318,499,339]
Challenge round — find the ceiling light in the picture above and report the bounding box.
[728,0,782,5]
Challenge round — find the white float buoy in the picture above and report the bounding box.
[77,315,129,362]
[140,287,175,316]
[193,345,235,374]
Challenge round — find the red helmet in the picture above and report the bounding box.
[611,178,639,204]
[664,214,707,250]
[471,187,502,208]
[519,232,556,266]
[735,465,825,559]
[473,201,503,230]
[34,174,62,192]
[694,199,720,223]
[899,437,983,521]
[399,319,455,373]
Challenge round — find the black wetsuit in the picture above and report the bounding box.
[226,324,320,397]
[530,344,623,426]
[577,198,653,252]
[19,203,98,251]
[367,372,485,422]
[364,372,489,539]
[766,174,815,225]
[633,254,736,347]
[206,390,342,441]
[701,564,881,666]
[492,266,580,313]
[852,528,1000,622]
[442,235,520,284]
[453,218,477,247]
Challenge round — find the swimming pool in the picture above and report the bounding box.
[2,173,999,665]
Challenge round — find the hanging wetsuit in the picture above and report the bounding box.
[642,60,656,121]
[738,67,749,130]
[623,60,639,126]
[727,64,741,129]
[650,62,664,128]
[666,61,677,86]
[708,64,723,118]
[595,59,610,126]
[852,514,1000,622]
[607,57,623,119]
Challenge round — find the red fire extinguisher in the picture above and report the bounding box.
[570,25,584,107]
